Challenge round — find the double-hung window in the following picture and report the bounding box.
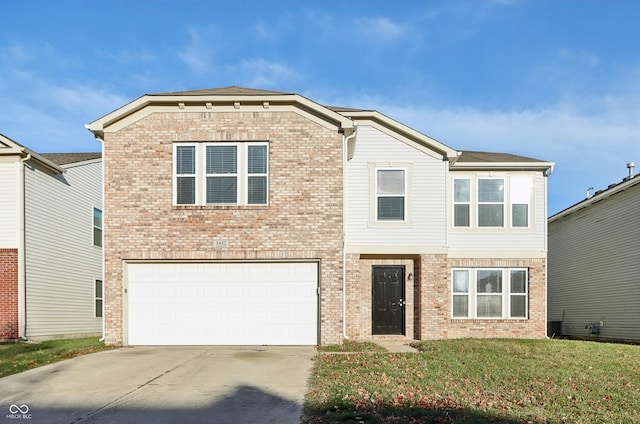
[95,279,103,318]
[453,179,471,227]
[174,142,268,206]
[452,268,528,319]
[93,207,103,247]
[376,169,405,221]
[478,178,504,227]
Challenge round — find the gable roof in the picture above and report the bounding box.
[0,133,66,173]
[152,86,294,97]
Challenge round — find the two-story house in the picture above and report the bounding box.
[86,86,553,346]
[0,133,102,341]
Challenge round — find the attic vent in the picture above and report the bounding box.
[627,162,635,179]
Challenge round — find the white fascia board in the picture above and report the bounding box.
[86,93,354,139]
[549,176,640,223]
[337,110,459,160]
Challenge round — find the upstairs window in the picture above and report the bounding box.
[452,176,532,229]
[174,142,269,206]
[478,178,504,227]
[376,169,405,221]
[93,207,102,247]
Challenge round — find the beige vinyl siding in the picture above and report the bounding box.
[447,172,548,254]
[24,160,102,338]
[0,158,21,248]
[346,125,447,248]
[548,182,640,341]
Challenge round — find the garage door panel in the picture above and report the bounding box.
[127,262,318,345]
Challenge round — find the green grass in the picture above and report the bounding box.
[0,337,114,378]
[304,339,640,423]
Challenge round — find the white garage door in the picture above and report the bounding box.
[126,262,318,345]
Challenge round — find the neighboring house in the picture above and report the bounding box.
[0,133,102,341]
[548,164,640,342]
[86,86,553,346]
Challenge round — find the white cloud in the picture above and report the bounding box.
[236,58,301,88]
[354,17,408,41]
[177,27,215,74]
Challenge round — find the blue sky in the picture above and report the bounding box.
[1,0,639,215]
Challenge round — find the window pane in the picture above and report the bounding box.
[177,176,196,204]
[512,204,528,227]
[478,179,504,202]
[477,270,502,293]
[454,204,470,227]
[453,270,469,293]
[95,299,103,318]
[453,295,469,318]
[377,170,404,195]
[479,204,504,227]
[207,176,237,203]
[477,295,502,318]
[511,295,526,318]
[510,270,527,293]
[176,146,195,174]
[454,179,470,202]
[207,146,237,174]
[377,197,404,220]
[93,228,102,247]
[248,176,267,204]
[95,280,103,298]
[248,145,267,174]
[93,208,102,228]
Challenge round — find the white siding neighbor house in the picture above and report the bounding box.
[548,163,640,342]
[87,87,554,346]
[0,133,102,341]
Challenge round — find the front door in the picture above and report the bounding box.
[372,265,405,335]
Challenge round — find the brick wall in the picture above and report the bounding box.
[102,110,344,345]
[0,248,19,340]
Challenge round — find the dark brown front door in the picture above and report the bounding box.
[372,265,405,335]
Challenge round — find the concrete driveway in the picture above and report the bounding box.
[0,346,316,424]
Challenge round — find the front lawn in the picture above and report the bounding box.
[304,339,640,423]
[0,337,114,378]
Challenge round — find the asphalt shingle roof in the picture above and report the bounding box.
[40,152,101,165]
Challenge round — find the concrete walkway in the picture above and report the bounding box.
[0,346,316,424]
[374,340,420,353]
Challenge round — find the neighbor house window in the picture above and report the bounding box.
[452,268,528,319]
[376,169,405,221]
[93,208,102,247]
[174,142,268,206]
[95,279,103,318]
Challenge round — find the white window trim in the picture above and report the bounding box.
[453,178,472,228]
[451,174,534,230]
[451,267,529,320]
[173,142,269,206]
[368,163,413,227]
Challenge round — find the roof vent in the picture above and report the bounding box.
[627,162,635,179]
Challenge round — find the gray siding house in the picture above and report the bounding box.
[0,133,102,341]
[548,164,640,342]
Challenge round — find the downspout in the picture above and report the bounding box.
[99,150,105,342]
[18,153,31,340]
[342,123,358,340]
[543,165,553,339]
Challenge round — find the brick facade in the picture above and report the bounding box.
[345,253,546,341]
[0,248,19,341]
[102,110,345,345]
